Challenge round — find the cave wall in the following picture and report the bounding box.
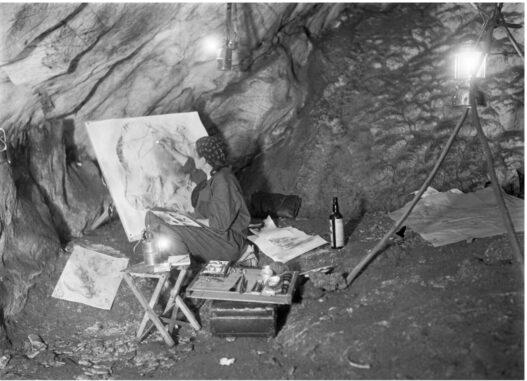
[0,3,344,155]
[0,119,111,320]
[0,3,345,327]
[0,154,60,317]
[239,3,524,219]
[0,3,523,330]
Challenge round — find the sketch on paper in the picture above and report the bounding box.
[248,226,327,263]
[85,112,211,241]
[52,245,129,310]
[268,235,318,251]
[151,210,201,227]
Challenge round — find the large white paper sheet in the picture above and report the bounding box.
[85,112,211,241]
[248,218,327,263]
[388,187,524,247]
[52,246,129,310]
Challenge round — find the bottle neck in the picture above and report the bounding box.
[332,198,340,214]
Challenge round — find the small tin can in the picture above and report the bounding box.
[261,265,273,282]
[142,240,158,266]
[266,275,281,289]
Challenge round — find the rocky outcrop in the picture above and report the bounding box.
[0,154,60,319]
[0,3,347,339]
[25,119,112,240]
[0,3,344,151]
[239,3,524,218]
[0,3,523,347]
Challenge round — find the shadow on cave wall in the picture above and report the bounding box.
[63,119,79,164]
[0,117,113,340]
[195,108,221,138]
[237,139,272,216]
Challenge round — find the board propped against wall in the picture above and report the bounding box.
[86,112,211,241]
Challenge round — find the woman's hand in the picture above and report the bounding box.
[156,138,187,165]
[196,218,209,227]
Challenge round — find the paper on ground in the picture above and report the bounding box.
[52,245,129,310]
[248,217,327,263]
[388,187,524,247]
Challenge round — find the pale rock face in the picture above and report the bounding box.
[0,2,524,327]
[240,3,524,217]
[0,3,343,155]
[0,2,346,322]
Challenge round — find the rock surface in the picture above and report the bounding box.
[0,2,523,345]
[25,119,111,240]
[2,215,523,379]
[239,3,524,217]
[0,155,59,319]
[0,3,346,322]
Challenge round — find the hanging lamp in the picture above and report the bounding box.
[217,3,238,71]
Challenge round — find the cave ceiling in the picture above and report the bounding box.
[0,2,523,215]
[0,2,352,159]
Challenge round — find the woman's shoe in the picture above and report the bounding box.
[236,244,259,268]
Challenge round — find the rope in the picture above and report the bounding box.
[0,128,6,153]
[498,9,524,61]
[232,3,238,43]
[226,3,232,42]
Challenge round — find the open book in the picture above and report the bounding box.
[150,209,201,227]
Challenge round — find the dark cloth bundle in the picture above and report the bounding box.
[250,191,302,219]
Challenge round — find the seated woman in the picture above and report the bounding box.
[145,135,251,265]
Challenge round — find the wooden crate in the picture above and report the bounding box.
[185,267,298,305]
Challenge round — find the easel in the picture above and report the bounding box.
[123,263,201,347]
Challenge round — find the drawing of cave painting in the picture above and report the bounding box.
[52,246,129,310]
[85,112,212,241]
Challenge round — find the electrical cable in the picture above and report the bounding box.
[0,128,8,165]
[226,3,232,42]
[469,80,524,270]
[498,9,524,61]
[468,5,523,270]
[232,3,238,44]
[0,128,6,153]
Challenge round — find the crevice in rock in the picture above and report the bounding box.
[7,3,88,64]
[54,39,151,119]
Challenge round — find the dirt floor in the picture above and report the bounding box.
[0,212,524,380]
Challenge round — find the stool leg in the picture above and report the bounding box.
[164,268,186,312]
[136,273,168,338]
[165,268,187,333]
[123,273,175,347]
[175,295,201,330]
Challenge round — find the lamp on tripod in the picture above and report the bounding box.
[452,42,487,107]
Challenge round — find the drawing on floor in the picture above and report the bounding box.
[248,219,327,263]
[52,245,129,310]
[86,112,211,241]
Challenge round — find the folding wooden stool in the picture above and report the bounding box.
[123,263,201,347]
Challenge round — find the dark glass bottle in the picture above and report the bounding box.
[329,197,344,249]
